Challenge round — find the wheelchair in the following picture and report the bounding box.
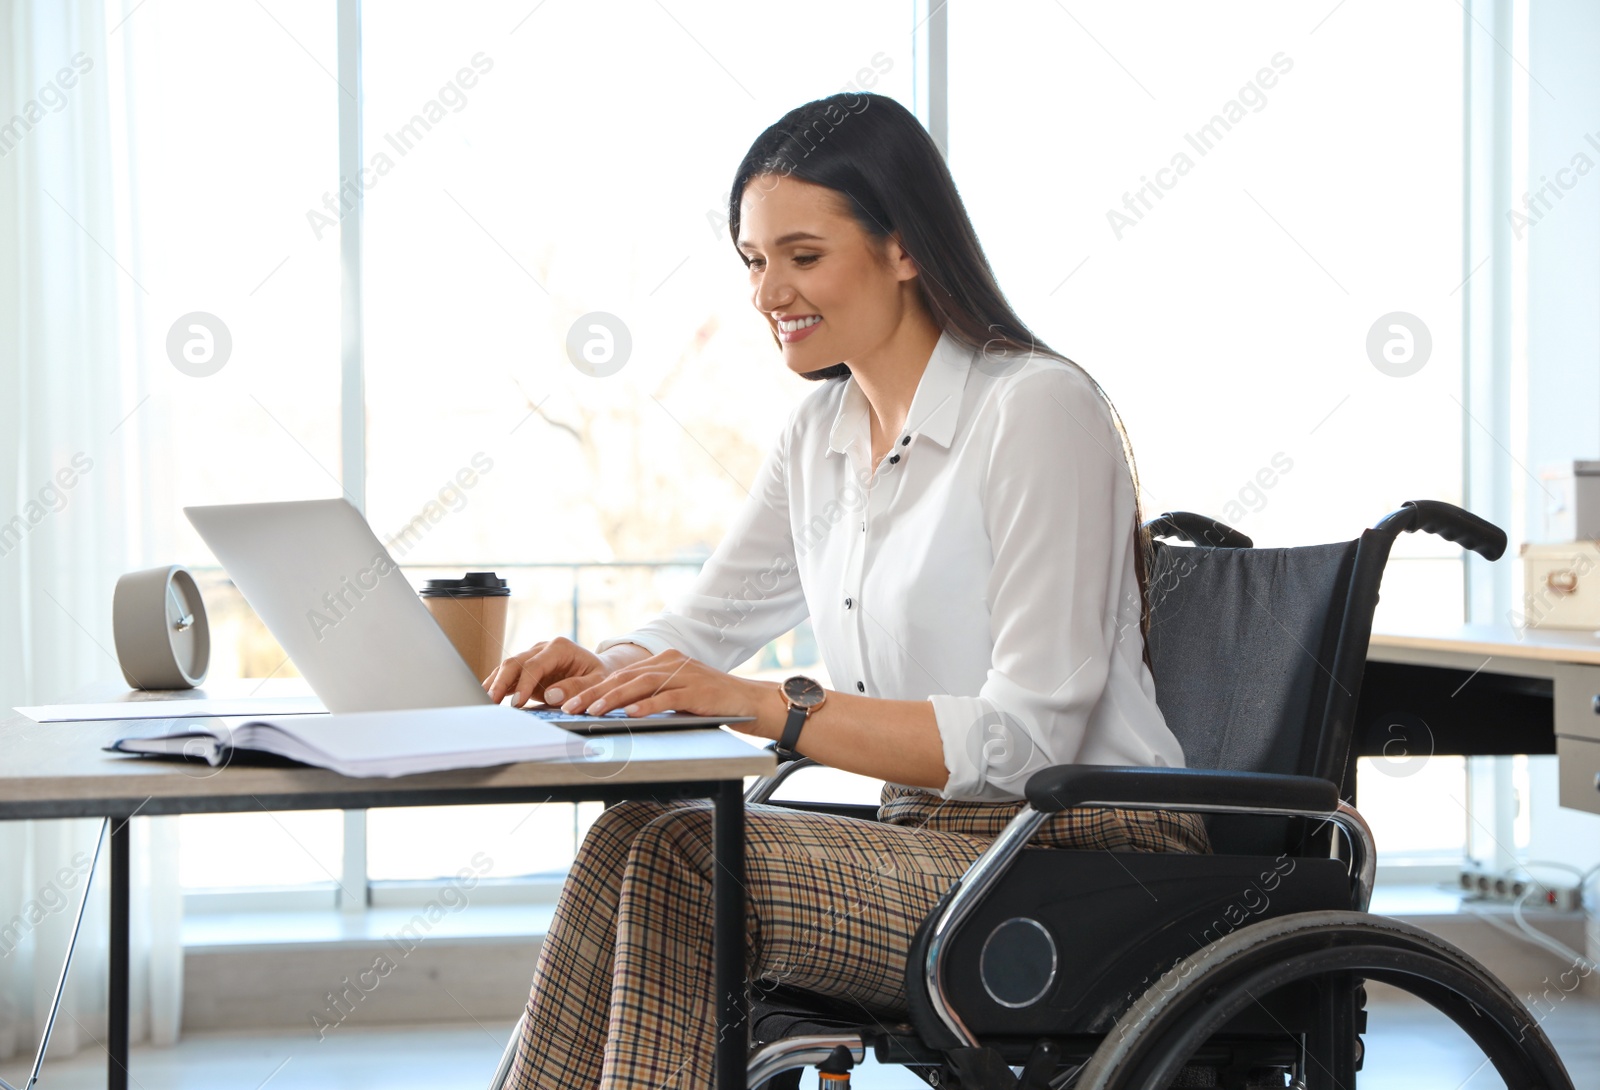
[489,499,1576,1090]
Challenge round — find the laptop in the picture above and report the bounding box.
[183,498,753,731]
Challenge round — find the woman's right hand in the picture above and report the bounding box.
[483,636,610,708]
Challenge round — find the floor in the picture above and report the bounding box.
[11,989,1597,1088]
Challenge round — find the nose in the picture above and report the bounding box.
[751,263,793,318]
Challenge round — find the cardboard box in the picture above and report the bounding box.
[1521,540,1600,630]
[1536,460,1600,543]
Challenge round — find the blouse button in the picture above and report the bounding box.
[856,681,865,693]
[844,597,853,609]
[900,435,910,446]
[888,454,900,465]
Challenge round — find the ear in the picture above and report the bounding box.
[884,233,920,283]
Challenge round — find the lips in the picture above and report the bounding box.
[777,315,821,344]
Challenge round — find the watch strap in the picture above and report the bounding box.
[776,702,809,760]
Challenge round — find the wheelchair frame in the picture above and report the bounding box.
[487,500,1577,1090]
[737,501,1573,1090]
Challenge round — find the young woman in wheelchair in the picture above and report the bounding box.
[482,91,1212,1090]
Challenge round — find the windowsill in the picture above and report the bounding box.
[180,883,1587,954]
[181,903,555,952]
[1370,883,1483,915]
[1369,882,1588,918]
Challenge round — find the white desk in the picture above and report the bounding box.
[1366,622,1600,815]
[1,708,774,1090]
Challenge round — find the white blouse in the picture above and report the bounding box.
[596,329,1187,801]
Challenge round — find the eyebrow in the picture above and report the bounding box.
[736,231,826,251]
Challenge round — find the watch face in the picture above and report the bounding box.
[162,568,210,684]
[782,675,826,708]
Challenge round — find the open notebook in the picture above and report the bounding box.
[103,704,590,778]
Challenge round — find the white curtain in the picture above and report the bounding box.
[0,0,183,1068]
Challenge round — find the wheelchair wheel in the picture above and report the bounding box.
[1075,910,1574,1090]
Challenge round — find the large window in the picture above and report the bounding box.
[355,0,918,880]
[139,1,918,895]
[949,2,1470,861]
[109,0,347,891]
[121,2,1479,898]
[951,2,1464,578]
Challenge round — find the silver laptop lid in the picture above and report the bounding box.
[185,498,491,714]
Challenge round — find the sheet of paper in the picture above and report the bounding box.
[17,678,326,722]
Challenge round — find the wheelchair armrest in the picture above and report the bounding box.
[762,800,883,822]
[745,749,819,805]
[1024,764,1340,816]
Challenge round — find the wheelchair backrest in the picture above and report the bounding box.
[1143,537,1361,853]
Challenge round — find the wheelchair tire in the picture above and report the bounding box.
[1074,909,1575,1090]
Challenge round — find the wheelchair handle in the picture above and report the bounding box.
[1384,499,1506,561]
[1144,511,1253,549]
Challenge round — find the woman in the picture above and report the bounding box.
[486,91,1210,1090]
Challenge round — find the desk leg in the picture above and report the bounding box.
[712,780,747,1090]
[108,818,129,1090]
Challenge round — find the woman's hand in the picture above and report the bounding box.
[484,636,620,708]
[556,648,783,738]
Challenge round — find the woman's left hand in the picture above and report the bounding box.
[556,649,782,739]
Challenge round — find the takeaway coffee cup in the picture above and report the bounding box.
[419,572,510,682]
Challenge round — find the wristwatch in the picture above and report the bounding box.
[776,675,827,760]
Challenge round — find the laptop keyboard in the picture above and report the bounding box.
[521,706,632,721]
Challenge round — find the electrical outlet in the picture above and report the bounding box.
[1458,869,1583,911]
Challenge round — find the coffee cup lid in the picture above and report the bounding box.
[419,571,510,598]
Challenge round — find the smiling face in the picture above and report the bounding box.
[736,172,922,375]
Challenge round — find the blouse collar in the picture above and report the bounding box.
[826,329,974,457]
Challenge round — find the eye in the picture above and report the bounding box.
[744,253,820,271]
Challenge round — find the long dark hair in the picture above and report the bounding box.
[728,91,1161,677]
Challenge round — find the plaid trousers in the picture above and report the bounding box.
[503,782,1211,1090]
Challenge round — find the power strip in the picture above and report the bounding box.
[1458,869,1584,911]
